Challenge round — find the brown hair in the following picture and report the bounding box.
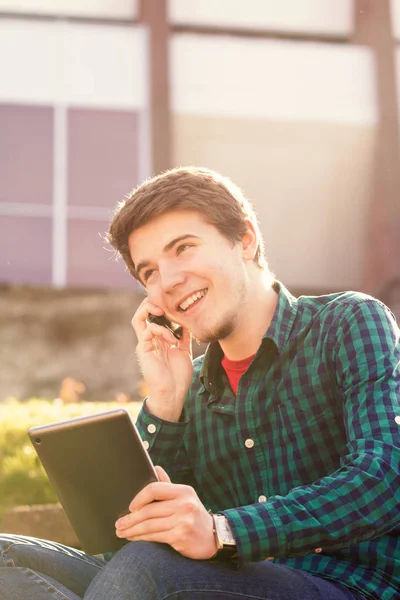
[107,166,267,282]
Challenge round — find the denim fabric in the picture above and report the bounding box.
[0,534,105,599]
[0,535,366,600]
[85,541,367,600]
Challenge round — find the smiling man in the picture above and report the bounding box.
[0,166,399,600]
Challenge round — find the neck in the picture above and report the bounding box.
[219,273,278,360]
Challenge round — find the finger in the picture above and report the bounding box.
[140,339,163,355]
[115,500,177,531]
[142,323,177,346]
[116,515,175,539]
[138,329,177,358]
[155,465,171,483]
[116,498,176,531]
[129,481,181,512]
[123,531,173,544]
[131,299,164,338]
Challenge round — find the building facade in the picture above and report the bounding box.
[1,0,399,295]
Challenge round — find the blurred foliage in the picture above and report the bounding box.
[0,398,141,516]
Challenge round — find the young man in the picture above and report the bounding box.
[1,166,399,599]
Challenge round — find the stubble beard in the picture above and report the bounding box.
[193,276,247,344]
[196,311,239,344]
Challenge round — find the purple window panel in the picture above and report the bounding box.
[67,218,139,289]
[0,216,52,284]
[0,104,53,205]
[68,109,139,209]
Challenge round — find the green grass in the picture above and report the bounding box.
[0,398,141,516]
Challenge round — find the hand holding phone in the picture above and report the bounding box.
[131,300,193,422]
[147,314,183,340]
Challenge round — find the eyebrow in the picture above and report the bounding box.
[135,234,201,279]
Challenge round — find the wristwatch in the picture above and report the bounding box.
[211,513,237,558]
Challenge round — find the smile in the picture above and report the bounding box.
[178,289,207,312]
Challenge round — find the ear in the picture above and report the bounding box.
[241,219,258,261]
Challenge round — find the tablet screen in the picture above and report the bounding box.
[28,408,158,555]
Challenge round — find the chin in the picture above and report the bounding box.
[193,316,237,344]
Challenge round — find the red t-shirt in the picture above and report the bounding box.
[221,353,256,395]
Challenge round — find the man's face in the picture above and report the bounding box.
[128,210,252,343]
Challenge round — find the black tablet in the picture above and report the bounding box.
[28,408,158,555]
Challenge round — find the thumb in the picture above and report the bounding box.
[155,465,171,483]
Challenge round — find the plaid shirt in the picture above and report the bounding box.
[137,282,400,600]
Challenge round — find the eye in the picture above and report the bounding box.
[143,269,156,283]
[176,243,191,255]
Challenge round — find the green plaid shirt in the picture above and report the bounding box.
[137,282,400,600]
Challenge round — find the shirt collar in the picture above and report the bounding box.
[199,280,298,388]
[263,280,298,354]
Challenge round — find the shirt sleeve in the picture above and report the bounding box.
[135,399,195,486]
[223,299,400,563]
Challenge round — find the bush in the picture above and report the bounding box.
[0,398,141,516]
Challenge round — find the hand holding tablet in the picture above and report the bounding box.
[28,408,158,555]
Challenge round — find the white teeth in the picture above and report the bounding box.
[179,289,206,311]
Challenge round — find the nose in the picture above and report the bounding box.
[159,261,185,293]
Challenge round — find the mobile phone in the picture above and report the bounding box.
[147,313,183,340]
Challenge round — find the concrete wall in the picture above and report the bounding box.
[171,34,377,291]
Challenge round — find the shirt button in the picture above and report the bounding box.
[258,495,267,503]
[395,416,400,425]
[245,438,254,449]
[147,424,156,434]
[143,440,149,450]
[315,548,323,553]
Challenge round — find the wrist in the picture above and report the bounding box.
[145,397,183,422]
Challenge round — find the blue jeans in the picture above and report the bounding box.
[0,534,365,600]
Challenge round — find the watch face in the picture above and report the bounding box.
[216,516,236,545]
